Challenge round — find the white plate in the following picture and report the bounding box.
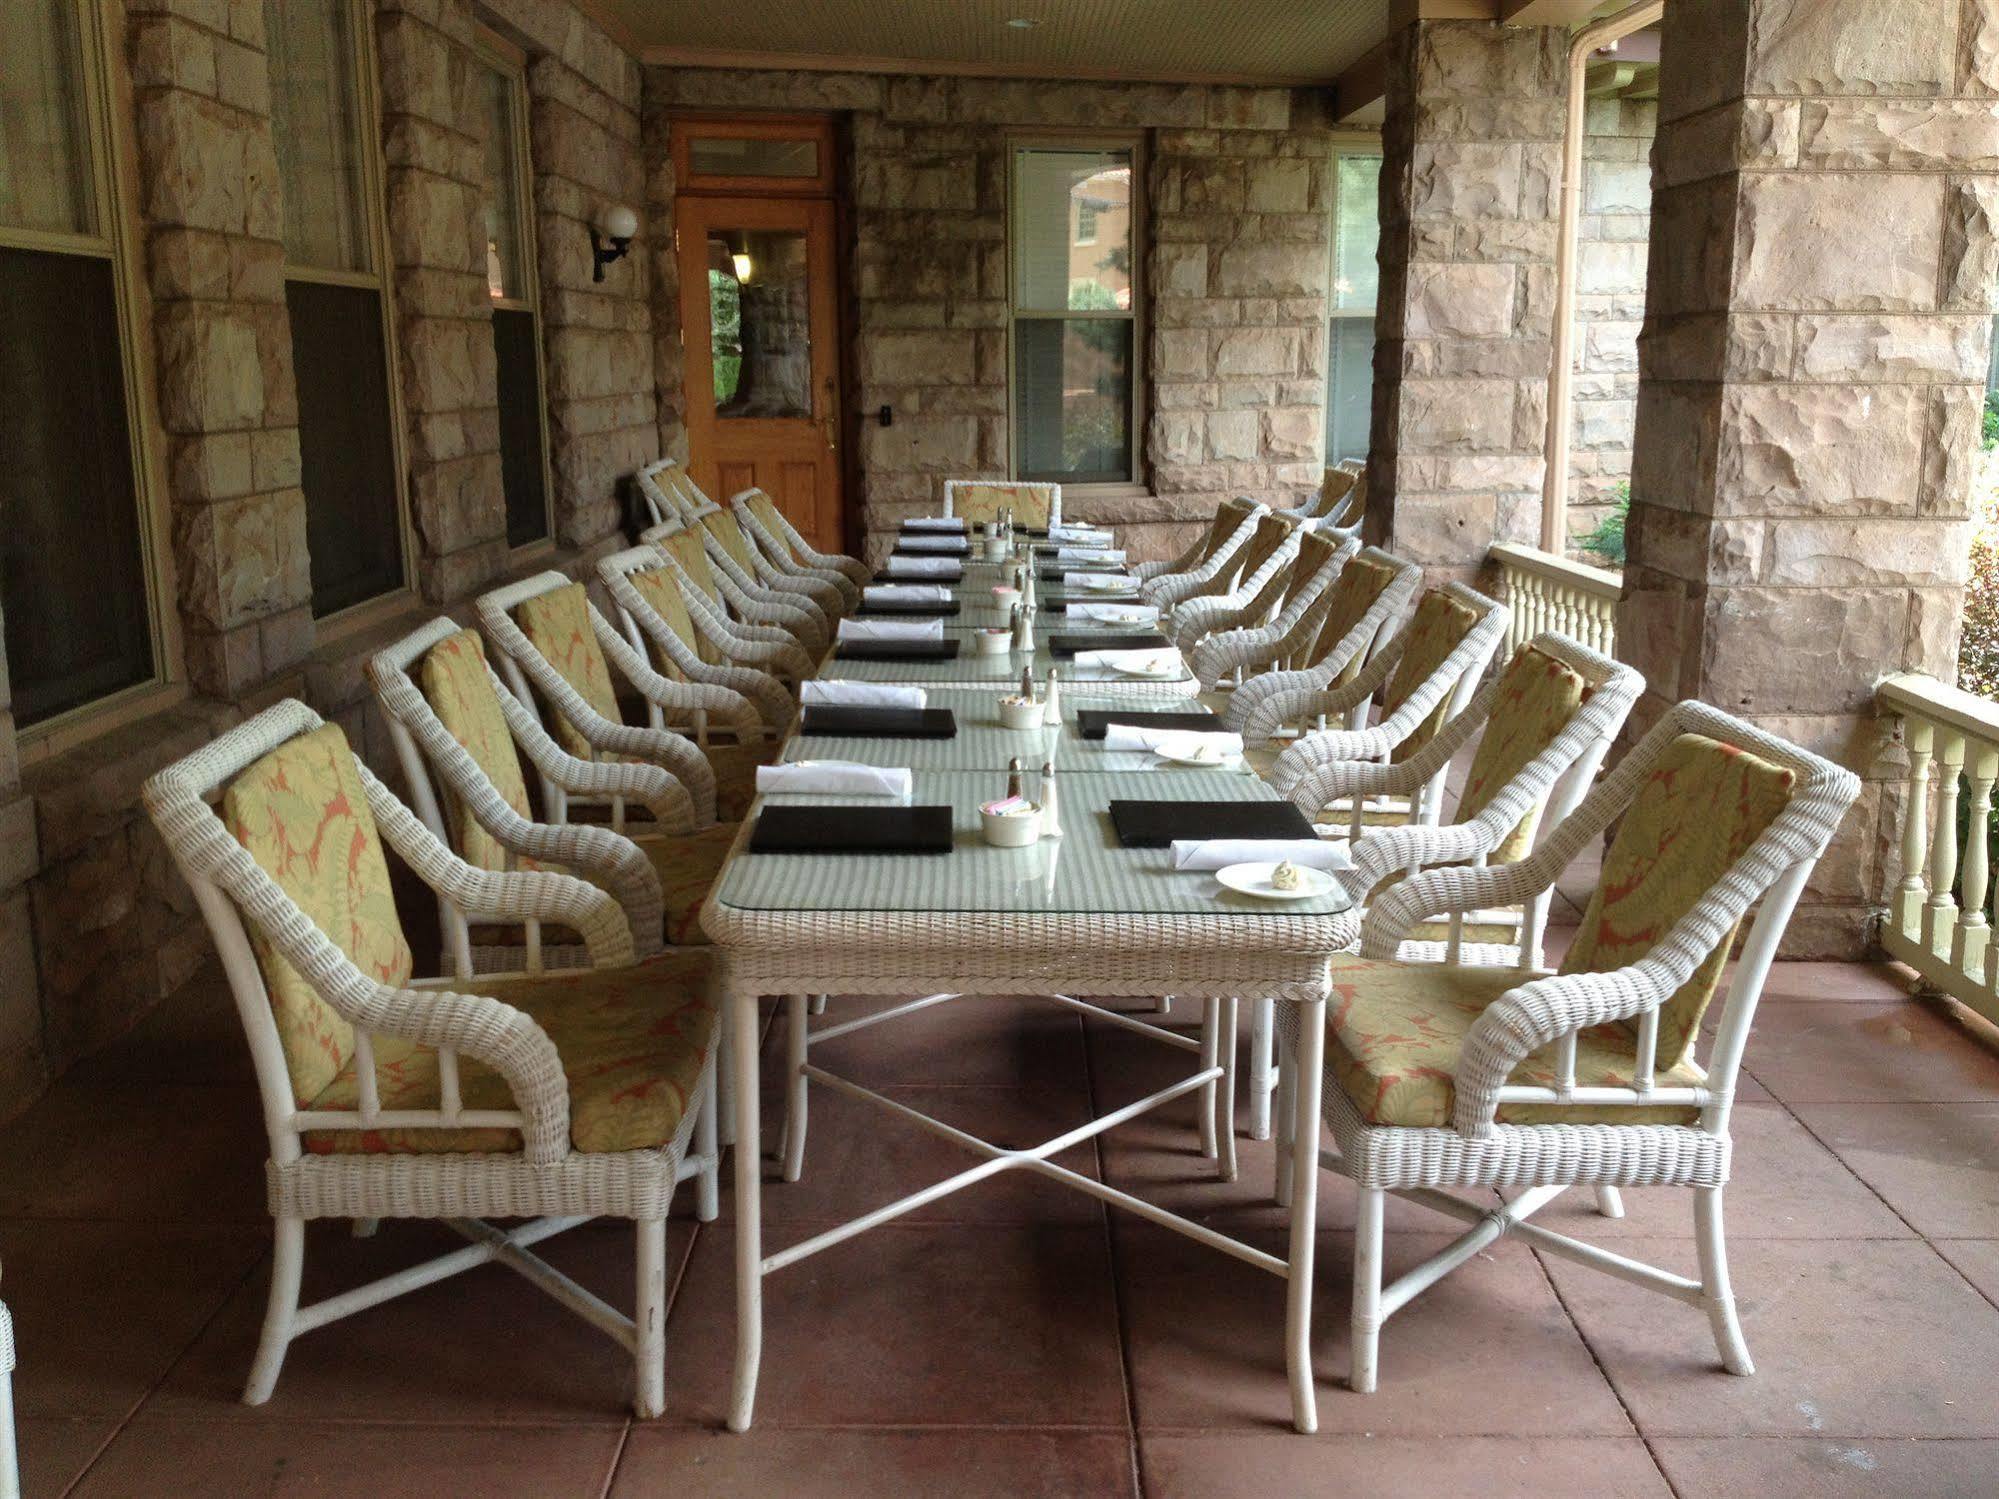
[1151,735,1240,768]
[1214,861,1338,901]
[1110,655,1180,678]
[1077,574,1136,593]
[1088,606,1154,625]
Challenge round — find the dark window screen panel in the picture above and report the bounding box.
[287,279,403,615]
[0,247,152,725]
[493,307,547,547]
[1014,317,1132,483]
[1326,318,1375,464]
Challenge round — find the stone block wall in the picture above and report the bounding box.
[1567,96,1655,551]
[1622,0,1996,955]
[643,67,1345,564]
[376,0,508,603]
[1367,19,1567,589]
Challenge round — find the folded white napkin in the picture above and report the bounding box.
[1102,725,1244,756]
[1048,524,1110,544]
[865,584,951,605]
[885,556,960,578]
[800,681,927,709]
[1170,838,1352,872]
[904,517,966,532]
[757,762,914,798]
[1064,570,1135,589]
[899,535,970,553]
[1058,546,1126,563]
[837,617,945,644]
[1074,647,1184,675]
[1066,602,1160,624]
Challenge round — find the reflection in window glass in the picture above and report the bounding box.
[1327,153,1382,463]
[688,135,819,179]
[0,1,94,236]
[1332,155,1381,312]
[478,66,524,301]
[265,0,369,273]
[706,230,811,419]
[1012,148,1132,312]
[1014,319,1132,484]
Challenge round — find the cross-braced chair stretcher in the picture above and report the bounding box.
[942,478,1061,529]
[1217,547,1420,738]
[478,572,772,825]
[598,544,798,742]
[143,702,722,1418]
[1272,701,1858,1401]
[640,518,826,666]
[1186,529,1359,689]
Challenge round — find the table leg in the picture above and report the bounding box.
[728,989,764,1433]
[1285,995,1324,1434]
[1216,996,1239,1184]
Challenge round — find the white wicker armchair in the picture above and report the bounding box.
[942,478,1060,529]
[1164,514,1302,654]
[598,544,798,739]
[477,572,759,825]
[1131,498,1237,585]
[1220,547,1421,739]
[728,487,862,609]
[1271,701,1859,1406]
[1186,529,1358,687]
[696,498,847,622]
[1141,499,1266,609]
[735,486,870,592]
[640,518,827,664]
[143,701,722,1418]
[642,461,844,628]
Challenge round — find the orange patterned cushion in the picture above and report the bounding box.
[515,583,622,759]
[420,630,536,873]
[1310,553,1398,675]
[303,950,715,1155]
[1561,733,1797,1071]
[702,509,759,574]
[708,741,772,823]
[951,481,1057,527]
[1379,589,1481,763]
[1457,644,1589,863]
[1281,530,1342,615]
[662,528,721,602]
[639,823,738,946]
[744,492,798,561]
[224,723,414,1106]
[630,563,716,668]
[1319,956,1703,1128]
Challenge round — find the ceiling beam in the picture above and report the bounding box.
[1331,41,1391,123]
[1499,0,1617,23]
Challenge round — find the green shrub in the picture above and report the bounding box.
[1578,481,1629,566]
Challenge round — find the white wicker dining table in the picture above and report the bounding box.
[702,648,1356,1432]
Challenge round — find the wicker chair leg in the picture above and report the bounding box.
[634,1216,668,1418]
[1216,996,1240,1184]
[1350,1187,1386,1394]
[243,1216,305,1405]
[351,1217,380,1237]
[1248,997,1275,1141]
[1594,1186,1626,1218]
[809,993,828,1016]
[1695,1187,1754,1376]
[716,1018,737,1150]
[781,994,810,1183]
[695,1053,721,1224]
[1272,1049,1296,1209]
[0,1300,17,1499]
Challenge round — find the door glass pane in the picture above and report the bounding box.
[494,307,547,547]
[0,0,94,236]
[1014,319,1132,483]
[288,280,403,613]
[265,0,370,273]
[1333,154,1381,313]
[477,65,525,302]
[688,135,819,179]
[0,248,151,723]
[1013,149,1133,312]
[706,229,811,419]
[1326,319,1374,464]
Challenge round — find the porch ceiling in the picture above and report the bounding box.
[589,0,1392,85]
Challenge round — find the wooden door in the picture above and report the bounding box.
[676,194,843,553]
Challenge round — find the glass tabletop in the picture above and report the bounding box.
[819,640,1193,690]
[712,769,1353,918]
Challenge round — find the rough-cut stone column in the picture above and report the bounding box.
[0,601,41,1106]
[127,0,310,695]
[375,0,506,602]
[1369,19,1567,585]
[1623,0,1996,956]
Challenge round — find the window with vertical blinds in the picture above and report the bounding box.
[1009,145,1140,486]
[266,0,406,615]
[476,55,550,549]
[1326,151,1381,465]
[0,1,159,727]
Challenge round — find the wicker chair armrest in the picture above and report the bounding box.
[468,814,666,957]
[1344,819,1493,894]
[501,692,696,831]
[1269,725,1398,790]
[1358,852,1565,959]
[1281,754,1426,813]
[591,616,762,743]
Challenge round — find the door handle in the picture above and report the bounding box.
[821,412,838,452]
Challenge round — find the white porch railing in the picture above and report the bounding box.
[1877,671,1999,1029]
[1489,543,1620,658]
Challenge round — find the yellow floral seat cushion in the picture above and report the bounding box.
[1310,552,1399,676]
[1560,732,1796,1071]
[302,950,716,1156]
[1457,644,1589,863]
[224,722,414,1107]
[420,630,538,873]
[1379,589,1481,764]
[1319,956,1703,1129]
[702,509,761,576]
[514,583,625,759]
[708,740,772,823]
[950,481,1056,528]
[629,562,719,668]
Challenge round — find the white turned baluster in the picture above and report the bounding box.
[1899,717,1935,937]
[1958,742,1997,978]
[1927,729,1966,959]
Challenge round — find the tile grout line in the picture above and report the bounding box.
[595,1418,635,1499]
[1077,1005,1146,1498]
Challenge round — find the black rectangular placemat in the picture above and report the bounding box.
[1049,632,1169,659]
[873,568,964,585]
[891,543,971,557]
[899,520,966,531]
[798,707,957,739]
[856,600,962,618]
[749,804,955,855]
[1038,567,1127,584]
[835,639,962,662]
[1108,799,1317,849]
[1075,708,1224,741]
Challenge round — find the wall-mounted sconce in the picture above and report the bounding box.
[590,203,637,282]
[729,231,754,284]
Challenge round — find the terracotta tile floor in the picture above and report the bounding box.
[9,950,1999,1497]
